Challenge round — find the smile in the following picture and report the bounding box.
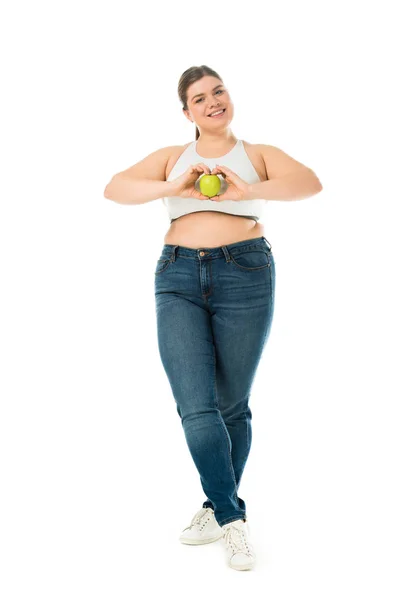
[208,109,226,118]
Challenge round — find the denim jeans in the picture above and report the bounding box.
[154,236,275,527]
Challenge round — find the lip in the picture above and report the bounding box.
[208,108,226,117]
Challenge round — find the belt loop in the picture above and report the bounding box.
[221,245,231,262]
[171,245,178,261]
[262,236,272,252]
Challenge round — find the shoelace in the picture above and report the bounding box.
[223,522,253,556]
[189,508,212,531]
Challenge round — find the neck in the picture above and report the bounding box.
[196,131,237,146]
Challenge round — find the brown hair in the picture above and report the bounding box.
[178,65,224,140]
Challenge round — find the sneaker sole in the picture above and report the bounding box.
[229,560,255,571]
[179,531,224,545]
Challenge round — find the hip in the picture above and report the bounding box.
[154,235,275,306]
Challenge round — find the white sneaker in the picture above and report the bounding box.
[221,519,256,570]
[179,507,224,545]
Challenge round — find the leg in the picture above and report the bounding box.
[155,287,246,527]
[202,242,276,514]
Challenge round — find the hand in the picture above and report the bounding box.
[208,165,250,202]
[169,163,212,201]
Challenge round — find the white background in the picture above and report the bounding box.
[1,0,399,597]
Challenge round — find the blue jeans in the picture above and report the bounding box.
[154,236,275,527]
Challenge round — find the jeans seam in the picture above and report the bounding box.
[269,255,275,305]
[212,342,241,512]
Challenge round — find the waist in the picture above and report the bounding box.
[164,211,265,249]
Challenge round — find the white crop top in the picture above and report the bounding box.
[163,139,266,223]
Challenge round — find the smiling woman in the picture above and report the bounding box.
[104,64,322,248]
[103,65,322,570]
[180,71,232,143]
[159,65,271,248]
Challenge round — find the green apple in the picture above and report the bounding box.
[199,174,221,198]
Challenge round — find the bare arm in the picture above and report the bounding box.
[247,170,322,202]
[104,175,176,205]
[247,144,323,201]
[103,145,178,205]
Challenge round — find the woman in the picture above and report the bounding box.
[104,65,323,571]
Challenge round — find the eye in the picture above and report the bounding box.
[195,89,224,104]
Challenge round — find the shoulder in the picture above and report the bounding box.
[251,143,314,179]
[164,142,192,162]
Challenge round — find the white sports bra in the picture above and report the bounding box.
[163,139,266,223]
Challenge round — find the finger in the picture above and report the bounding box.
[216,164,234,176]
[191,165,203,177]
[212,167,226,178]
[195,192,211,200]
[198,163,211,174]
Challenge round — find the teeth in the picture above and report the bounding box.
[209,109,224,116]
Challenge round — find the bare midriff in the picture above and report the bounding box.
[164,211,265,248]
[163,140,268,249]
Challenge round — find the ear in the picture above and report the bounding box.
[182,108,193,123]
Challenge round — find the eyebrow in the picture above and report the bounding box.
[191,85,224,102]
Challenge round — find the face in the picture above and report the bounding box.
[183,75,233,130]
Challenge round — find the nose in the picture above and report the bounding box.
[208,101,222,112]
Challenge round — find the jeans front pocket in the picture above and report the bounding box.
[229,248,271,271]
[154,254,173,276]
